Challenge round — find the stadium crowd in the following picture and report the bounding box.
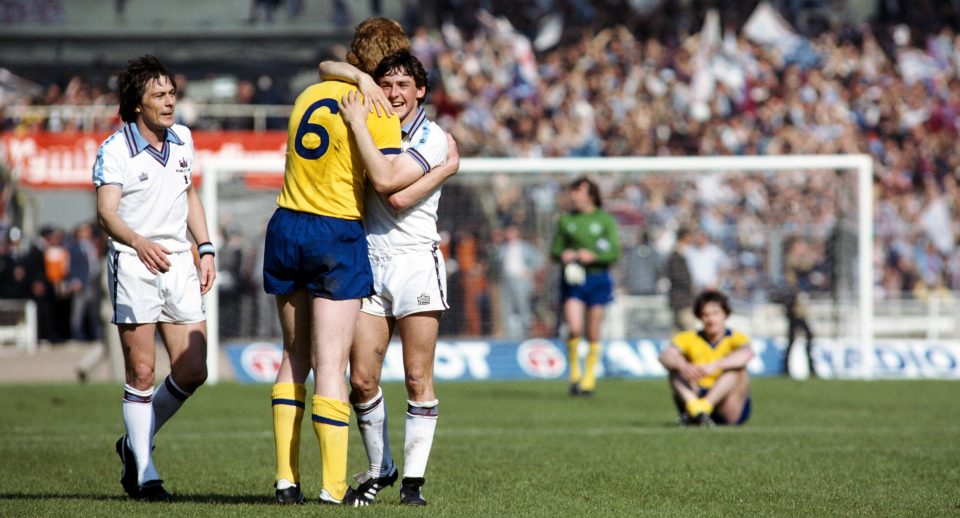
[418,0,960,308]
[2,0,960,341]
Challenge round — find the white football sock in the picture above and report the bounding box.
[153,375,192,434]
[403,399,438,479]
[122,384,160,484]
[353,387,394,477]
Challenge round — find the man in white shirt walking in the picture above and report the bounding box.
[93,54,216,502]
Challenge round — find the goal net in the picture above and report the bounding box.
[202,154,874,381]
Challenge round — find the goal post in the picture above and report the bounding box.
[459,154,875,379]
[201,156,283,384]
[202,154,874,383]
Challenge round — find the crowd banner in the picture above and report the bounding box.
[0,131,287,189]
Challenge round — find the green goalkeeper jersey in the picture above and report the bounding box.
[549,209,621,273]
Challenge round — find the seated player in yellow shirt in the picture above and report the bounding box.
[658,290,754,426]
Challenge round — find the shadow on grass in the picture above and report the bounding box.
[0,492,273,504]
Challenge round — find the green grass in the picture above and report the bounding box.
[0,378,958,517]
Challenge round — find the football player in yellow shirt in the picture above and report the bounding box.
[658,290,754,426]
[263,17,414,506]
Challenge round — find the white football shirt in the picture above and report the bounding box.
[92,122,196,255]
[364,107,448,250]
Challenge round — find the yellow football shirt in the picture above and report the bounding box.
[277,81,401,220]
[670,329,751,388]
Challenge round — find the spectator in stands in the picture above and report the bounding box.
[26,227,56,342]
[0,227,29,299]
[0,0,64,24]
[222,80,256,130]
[666,226,696,332]
[685,229,729,294]
[172,73,199,127]
[43,226,73,341]
[659,290,754,427]
[11,1,960,310]
[67,221,102,341]
[252,75,288,129]
[247,0,281,24]
[332,0,350,27]
[495,224,544,339]
[245,223,281,338]
[216,224,246,339]
[780,238,818,377]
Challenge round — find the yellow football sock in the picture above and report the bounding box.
[312,395,351,501]
[272,383,305,484]
[567,337,582,384]
[685,397,714,417]
[580,341,602,392]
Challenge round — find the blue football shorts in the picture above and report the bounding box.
[561,269,614,306]
[698,386,752,425]
[262,208,374,300]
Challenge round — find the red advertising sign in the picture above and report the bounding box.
[0,131,287,189]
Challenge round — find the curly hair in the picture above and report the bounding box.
[346,17,410,75]
[116,55,176,123]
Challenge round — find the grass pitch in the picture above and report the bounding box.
[0,377,957,517]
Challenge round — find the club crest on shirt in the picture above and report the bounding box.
[176,157,191,174]
[417,294,431,305]
[138,172,148,182]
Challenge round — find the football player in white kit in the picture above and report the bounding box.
[327,49,459,506]
[93,55,216,501]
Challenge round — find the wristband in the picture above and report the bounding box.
[197,242,216,258]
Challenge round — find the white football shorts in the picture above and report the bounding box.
[108,249,205,324]
[362,246,449,319]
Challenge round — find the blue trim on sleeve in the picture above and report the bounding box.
[92,148,106,186]
[407,148,430,173]
[92,130,124,187]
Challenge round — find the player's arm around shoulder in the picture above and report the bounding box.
[386,132,460,211]
[338,90,420,194]
[319,60,392,117]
